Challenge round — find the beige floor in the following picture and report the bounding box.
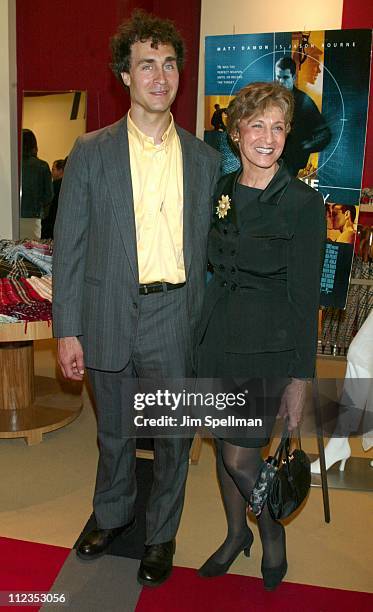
[1,339,372,593]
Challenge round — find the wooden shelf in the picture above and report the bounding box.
[359,205,373,213]
[0,320,52,342]
[0,320,82,445]
[0,375,82,445]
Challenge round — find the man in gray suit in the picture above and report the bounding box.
[52,10,220,587]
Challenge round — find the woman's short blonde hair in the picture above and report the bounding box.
[226,82,294,139]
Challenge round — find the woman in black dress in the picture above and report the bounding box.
[197,82,325,590]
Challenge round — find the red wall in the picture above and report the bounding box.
[342,0,373,188]
[16,0,201,134]
[16,1,372,186]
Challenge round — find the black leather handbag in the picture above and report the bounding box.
[248,427,311,519]
[267,430,311,520]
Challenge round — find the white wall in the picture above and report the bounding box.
[197,0,344,137]
[0,0,18,239]
[22,92,87,168]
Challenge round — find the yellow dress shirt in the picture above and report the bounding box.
[127,112,185,284]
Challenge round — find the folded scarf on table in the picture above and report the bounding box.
[26,275,52,301]
[0,314,19,323]
[0,301,52,321]
[0,240,45,279]
[0,278,23,306]
[20,278,48,302]
[1,243,52,275]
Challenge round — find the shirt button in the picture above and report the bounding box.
[218,264,225,271]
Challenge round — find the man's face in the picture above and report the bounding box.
[52,163,63,180]
[275,67,296,91]
[121,40,179,116]
[305,56,322,85]
[332,206,346,230]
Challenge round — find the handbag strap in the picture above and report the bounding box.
[271,422,303,467]
[297,426,303,451]
[272,425,291,466]
[281,424,303,450]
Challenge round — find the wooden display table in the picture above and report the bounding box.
[0,321,82,445]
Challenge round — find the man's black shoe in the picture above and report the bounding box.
[137,540,176,587]
[76,517,136,560]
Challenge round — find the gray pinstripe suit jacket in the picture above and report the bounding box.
[52,115,220,371]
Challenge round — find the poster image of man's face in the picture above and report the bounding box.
[302,53,322,85]
[332,205,347,230]
[275,67,296,91]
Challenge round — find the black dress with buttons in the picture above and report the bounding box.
[197,161,326,447]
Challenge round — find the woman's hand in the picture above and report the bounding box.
[278,378,308,431]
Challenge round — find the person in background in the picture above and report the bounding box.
[211,103,227,131]
[41,158,67,239]
[311,309,373,474]
[196,82,325,591]
[20,129,53,240]
[52,10,220,588]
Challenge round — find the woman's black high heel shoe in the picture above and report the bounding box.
[198,531,254,578]
[261,558,288,591]
[261,523,287,590]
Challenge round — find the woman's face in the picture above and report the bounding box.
[235,106,286,173]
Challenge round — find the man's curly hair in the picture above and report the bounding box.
[110,9,185,83]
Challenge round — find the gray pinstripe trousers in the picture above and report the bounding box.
[86,285,193,545]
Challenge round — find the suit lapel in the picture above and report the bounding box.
[99,116,139,282]
[178,127,201,276]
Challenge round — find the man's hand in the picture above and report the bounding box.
[57,336,85,381]
[278,378,307,431]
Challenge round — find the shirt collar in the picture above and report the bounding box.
[127,112,176,150]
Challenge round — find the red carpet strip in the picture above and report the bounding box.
[2,536,372,612]
[0,537,70,611]
[135,566,373,612]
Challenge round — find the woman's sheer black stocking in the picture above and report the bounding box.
[206,440,254,564]
[219,440,286,568]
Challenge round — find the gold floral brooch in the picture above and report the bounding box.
[216,194,231,219]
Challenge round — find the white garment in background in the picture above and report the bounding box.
[345,309,373,450]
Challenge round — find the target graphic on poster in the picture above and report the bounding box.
[204,29,372,308]
[204,29,371,206]
[224,51,344,180]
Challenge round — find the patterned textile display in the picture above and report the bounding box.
[321,256,373,354]
[0,240,52,279]
[0,240,53,323]
[0,277,52,321]
[26,276,52,301]
[0,314,19,323]
[1,242,52,275]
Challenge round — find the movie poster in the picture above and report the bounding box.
[204,29,372,308]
